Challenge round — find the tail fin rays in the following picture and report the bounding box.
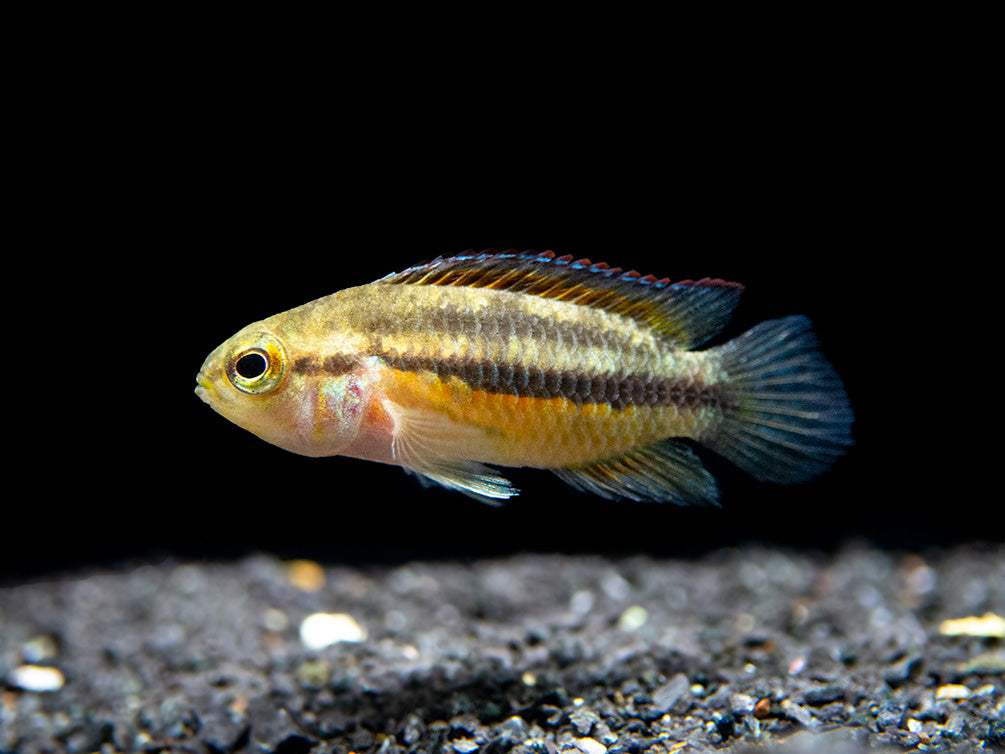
[707,316,853,484]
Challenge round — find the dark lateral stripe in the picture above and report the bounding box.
[357,305,630,353]
[292,354,359,377]
[381,353,724,411]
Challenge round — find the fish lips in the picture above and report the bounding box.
[194,372,216,405]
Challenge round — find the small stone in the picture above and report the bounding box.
[650,673,690,714]
[883,653,922,686]
[903,558,936,595]
[573,737,607,754]
[595,724,617,746]
[803,684,845,705]
[617,605,648,631]
[875,702,905,731]
[299,612,366,649]
[296,659,331,688]
[8,665,65,692]
[600,570,631,600]
[287,559,325,591]
[729,693,756,714]
[944,709,967,738]
[499,716,529,743]
[939,612,1005,638]
[935,684,970,701]
[781,700,816,729]
[570,707,599,735]
[200,708,251,752]
[403,715,424,745]
[452,737,480,753]
[958,650,1005,675]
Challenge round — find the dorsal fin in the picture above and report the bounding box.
[379,249,743,348]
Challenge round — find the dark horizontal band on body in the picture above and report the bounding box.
[354,305,639,355]
[292,352,722,411]
[292,354,358,377]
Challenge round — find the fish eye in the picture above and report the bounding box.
[225,333,287,395]
[235,351,268,380]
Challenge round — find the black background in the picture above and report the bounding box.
[6,45,996,581]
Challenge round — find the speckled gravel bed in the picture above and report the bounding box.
[2,544,1003,753]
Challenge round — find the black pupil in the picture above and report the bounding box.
[235,352,268,380]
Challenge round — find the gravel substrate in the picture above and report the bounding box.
[2,543,1003,753]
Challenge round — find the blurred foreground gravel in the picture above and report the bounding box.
[2,543,1004,753]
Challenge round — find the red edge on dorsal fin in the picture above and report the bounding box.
[676,277,745,292]
[398,251,744,295]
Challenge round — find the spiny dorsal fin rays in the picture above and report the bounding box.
[379,250,744,349]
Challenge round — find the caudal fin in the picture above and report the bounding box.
[707,315,853,484]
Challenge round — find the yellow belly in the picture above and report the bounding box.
[379,367,715,468]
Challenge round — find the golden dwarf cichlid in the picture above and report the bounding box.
[195,250,852,504]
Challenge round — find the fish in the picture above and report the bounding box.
[195,250,852,504]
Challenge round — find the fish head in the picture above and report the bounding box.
[196,321,377,458]
[195,323,300,450]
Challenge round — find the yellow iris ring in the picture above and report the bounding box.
[225,332,287,395]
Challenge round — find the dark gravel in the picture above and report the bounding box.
[2,543,1003,753]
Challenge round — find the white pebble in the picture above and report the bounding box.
[574,737,607,754]
[299,612,367,650]
[939,612,1005,638]
[9,665,65,692]
[617,605,648,631]
[935,683,971,701]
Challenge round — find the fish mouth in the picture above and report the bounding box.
[195,372,216,403]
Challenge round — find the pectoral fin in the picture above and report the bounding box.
[384,399,517,504]
[552,439,719,506]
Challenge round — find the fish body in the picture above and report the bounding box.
[196,250,852,504]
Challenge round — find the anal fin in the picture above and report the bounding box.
[385,399,518,504]
[552,439,719,506]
